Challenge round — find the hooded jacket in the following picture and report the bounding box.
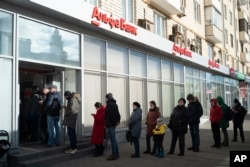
[216,96,229,128]
[62,93,81,129]
[210,99,223,123]
[105,98,120,127]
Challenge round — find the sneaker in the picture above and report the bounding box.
[64,148,78,154]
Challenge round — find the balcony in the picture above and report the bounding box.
[240,52,250,64]
[204,0,221,12]
[205,24,222,43]
[239,31,249,43]
[148,0,182,16]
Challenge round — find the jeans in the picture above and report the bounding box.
[47,116,60,145]
[189,124,200,149]
[132,137,140,156]
[107,126,119,157]
[67,127,77,149]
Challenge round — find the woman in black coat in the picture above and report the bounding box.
[167,98,188,156]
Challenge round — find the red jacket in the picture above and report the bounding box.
[91,106,106,144]
[210,99,223,123]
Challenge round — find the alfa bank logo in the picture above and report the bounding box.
[230,151,250,167]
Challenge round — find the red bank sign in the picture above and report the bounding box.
[91,7,137,36]
[208,60,220,68]
[172,43,192,58]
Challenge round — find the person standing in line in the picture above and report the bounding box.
[231,98,247,143]
[63,91,81,154]
[143,101,161,155]
[152,118,167,158]
[216,96,229,146]
[44,85,63,147]
[40,87,50,144]
[186,94,203,152]
[167,98,188,156]
[105,93,121,161]
[28,86,43,142]
[91,102,106,157]
[128,102,142,158]
[210,99,223,149]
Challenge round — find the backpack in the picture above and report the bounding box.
[224,105,232,121]
[48,98,61,116]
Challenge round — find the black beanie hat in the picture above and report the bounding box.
[105,93,113,100]
[234,98,239,103]
[64,91,71,97]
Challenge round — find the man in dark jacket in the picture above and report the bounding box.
[105,93,120,161]
[231,98,247,143]
[186,94,203,152]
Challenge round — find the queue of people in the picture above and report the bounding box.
[20,89,247,160]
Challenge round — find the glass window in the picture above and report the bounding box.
[19,18,80,66]
[194,0,201,23]
[173,63,184,83]
[108,44,128,74]
[122,0,134,23]
[223,4,227,19]
[196,37,202,55]
[84,0,98,6]
[186,67,193,76]
[0,58,12,140]
[185,76,193,95]
[0,11,13,56]
[162,60,172,81]
[108,76,128,127]
[148,55,161,79]
[174,84,185,104]
[130,50,146,77]
[84,72,106,131]
[213,7,222,30]
[193,69,200,78]
[148,81,161,111]
[162,82,174,118]
[130,79,146,122]
[84,37,106,70]
[229,11,232,25]
[154,12,165,37]
[208,44,213,60]
[230,34,233,47]
[224,29,228,44]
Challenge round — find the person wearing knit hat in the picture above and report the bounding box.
[152,117,167,158]
[167,98,188,156]
[231,98,247,143]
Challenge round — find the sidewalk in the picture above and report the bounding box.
[50,116,250,167]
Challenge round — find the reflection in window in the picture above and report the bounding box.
[19,18,80,66]
[0,11,13,56]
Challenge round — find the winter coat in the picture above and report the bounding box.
[187,101,203,125]
[91,106,106,144]
[210,99,223,124]
[216,96,229,128]
[146,108,161,136]
[232,103,246,124]
[62,93,81,129]
[128,108,142,138]
[153,124,167,135]
[168,105,188,133]
[28,93,42,120]
[105,99,120,128]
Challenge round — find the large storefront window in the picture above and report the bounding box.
[108,76,128,126]
[130,50,146,77]
[0,11,13,56]
[148,81,161,107]
[162,82,174,118]
[84,37,106,70]
[148,56,161,79]
[19,17,80,66]
[162,60,173,81]
[174,63,184,83]
[108,44,128,74]
[0,58,12,139]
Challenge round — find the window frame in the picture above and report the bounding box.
[122,0,134,23]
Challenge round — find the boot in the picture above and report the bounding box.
[93,145,100,157]
[100,144,105,155]
[158,150,164,158]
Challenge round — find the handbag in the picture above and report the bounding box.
[126,130,133,144]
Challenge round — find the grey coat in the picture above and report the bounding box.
[62,93,81,129]
[128,108,142,138]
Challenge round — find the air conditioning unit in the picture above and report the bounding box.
[173,24,183,35]
[138,19,152,30]
[169,35,175,42]
[177,6,186,17]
